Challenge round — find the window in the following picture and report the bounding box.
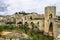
[49,14,52,19]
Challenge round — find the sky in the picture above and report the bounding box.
[0,0,60,16]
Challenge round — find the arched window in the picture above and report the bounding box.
[49,14,52,19]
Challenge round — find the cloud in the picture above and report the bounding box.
[0,0,9,12]
[0,0,60,15]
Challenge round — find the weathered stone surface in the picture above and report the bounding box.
[0,6,60,40]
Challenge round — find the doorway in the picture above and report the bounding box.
[49,22,53,32]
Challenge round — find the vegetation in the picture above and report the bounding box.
[0,26,4,32]
[0,23,53,40]
[0,25,14,31]
[23,22,29,33]
[15,11,30,15]
[58,16,60,18]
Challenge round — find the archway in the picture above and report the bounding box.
[30,22,35,28]
[17,22,23,27]
[24,22,28,26]
[49,22,53,32]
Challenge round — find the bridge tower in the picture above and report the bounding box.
[44,6,56,37]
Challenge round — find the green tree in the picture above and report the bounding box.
[3,25,14,30]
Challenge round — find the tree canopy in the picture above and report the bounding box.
[15,11,30,15]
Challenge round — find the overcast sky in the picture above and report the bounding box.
[0,0,60,15]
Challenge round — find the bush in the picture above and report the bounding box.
[30,36,39,40]
[0,25,16,30]
[0,26,4,32]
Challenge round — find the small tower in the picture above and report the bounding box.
[44,6,56,36]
